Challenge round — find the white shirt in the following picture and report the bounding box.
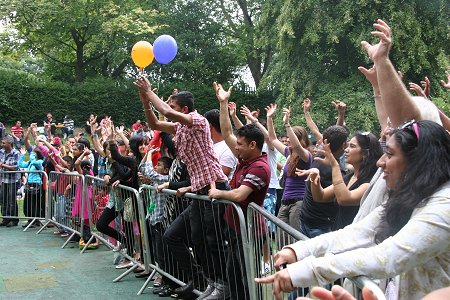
[213,140,237,181]
[285,181,450,300]
[263,143,278,189]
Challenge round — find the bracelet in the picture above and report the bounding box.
[374,95,381,99]
[285,124,291,128]
[91,134,97,137]
[333,181,345,186]
[252,119,259,124]
[143,108,152,111]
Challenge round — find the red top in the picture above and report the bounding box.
[173,111,226,192]
[11,126,24,138]
[132,122,143,131]
[149,130,162,167]
[224,153,270,235]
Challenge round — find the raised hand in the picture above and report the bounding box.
[420,76,431,97]
[331,101,346,114]
[115,125,124,135]
[314,140,338,167]
[213,82,233,102]
[240,105,257,123]
[409,82,427,98]
[440,71,450,90]
[361,19,392,62]
[252,108,260,119]
[265,103,277,118]
[302,98,311,113]
[357,65,378,87]
[228,102,237,116]
[282,107,291,125]
[134,77,152,94]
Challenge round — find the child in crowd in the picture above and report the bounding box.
[139,146,173,282]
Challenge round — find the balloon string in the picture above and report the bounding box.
[157,66,162,92]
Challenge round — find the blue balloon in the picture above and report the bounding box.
[153,35,178,64]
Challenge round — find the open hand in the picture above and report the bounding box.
[213,82,233,102]
[265,103,277,118]
[361,19,392,62]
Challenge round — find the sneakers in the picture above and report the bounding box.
[197,280,215,299]
[203,283,230,300]
[115,258,133,269]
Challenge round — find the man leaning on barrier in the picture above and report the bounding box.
[208,82,270,300]
[0,135,21,227]
[135,77,231,298]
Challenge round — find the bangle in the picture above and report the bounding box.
[143,108,152,111]
[252,119,259,124]
[91,134,97,137]
[374,95,381,99]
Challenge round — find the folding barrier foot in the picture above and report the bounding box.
[80,234,95,254]
[61,232,77,249]
[137,269,157,295]
[36,220,51,234]
[113,263,139,283]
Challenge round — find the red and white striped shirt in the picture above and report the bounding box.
[173,111,227,192]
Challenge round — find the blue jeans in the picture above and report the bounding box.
[300,222,331,238]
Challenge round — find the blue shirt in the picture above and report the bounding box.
[0,148,20,183]
[18,149,43,184]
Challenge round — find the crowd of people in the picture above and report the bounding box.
[1,19,449,300]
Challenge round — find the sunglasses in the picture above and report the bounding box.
[398,120,420,141]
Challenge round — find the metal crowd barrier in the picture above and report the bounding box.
[81,178,151,286]
[138,185,253,299]
[247,202,387,300]
[0,170,48,231]
[38,171,87,248]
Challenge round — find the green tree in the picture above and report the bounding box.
[1,0,162,82]
[262,0,449,132]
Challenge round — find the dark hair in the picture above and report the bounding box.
[160,132,176,158]
[33,148,44,160]
[375,120,450,243]
[352,132,383,187]
[77,137,91,149]
[80,160,92,175]
[236,124,265,150]
[172,91,194,113]
[287,126,311,176]
[159,156,174,170]
[62,155,73,164]
[204,109,221,133]
[322,125,349,153]
[129,136,145,164]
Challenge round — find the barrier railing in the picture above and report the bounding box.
[38,171,87,248]
[247,202,387,300]
[138,185,253,299]
[0,170,48,231]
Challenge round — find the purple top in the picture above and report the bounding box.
[282,147,312,200]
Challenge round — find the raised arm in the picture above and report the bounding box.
[90,121,105,157]
[332,101,346,126]
[440,71,450,90]
[138,91,176,134]
[240,105,274,150]
[302,99,323,142]
[214,82,238,157]
[361,19,421,127]
[115,125,129,148]
[266,103,287,156]
[24,125,33,150]
[135,77,190,129]
[228,102,244,129]
[358,66,388,130]
[283,107,310,162]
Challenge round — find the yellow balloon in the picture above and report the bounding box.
[131,41,154,68]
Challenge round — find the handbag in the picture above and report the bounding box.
[123,197,134,222]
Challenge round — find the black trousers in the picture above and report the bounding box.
[1,182,19,224]
[23,183,44,218]
[96,206,133,256]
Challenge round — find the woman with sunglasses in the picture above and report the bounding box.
[300,132,382,230]
[256,120,450,300]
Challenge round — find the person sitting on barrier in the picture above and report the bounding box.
[0,135,21,227]
[107,126,146,269]
[255,120,450,300]
[207,82,270,300]
[299,132,382,230]
[136,77,230,298]
[96,140,135,265]
[139,148,173,283]
[18,146,44,228]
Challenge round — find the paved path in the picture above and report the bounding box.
[0,223,159,299]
